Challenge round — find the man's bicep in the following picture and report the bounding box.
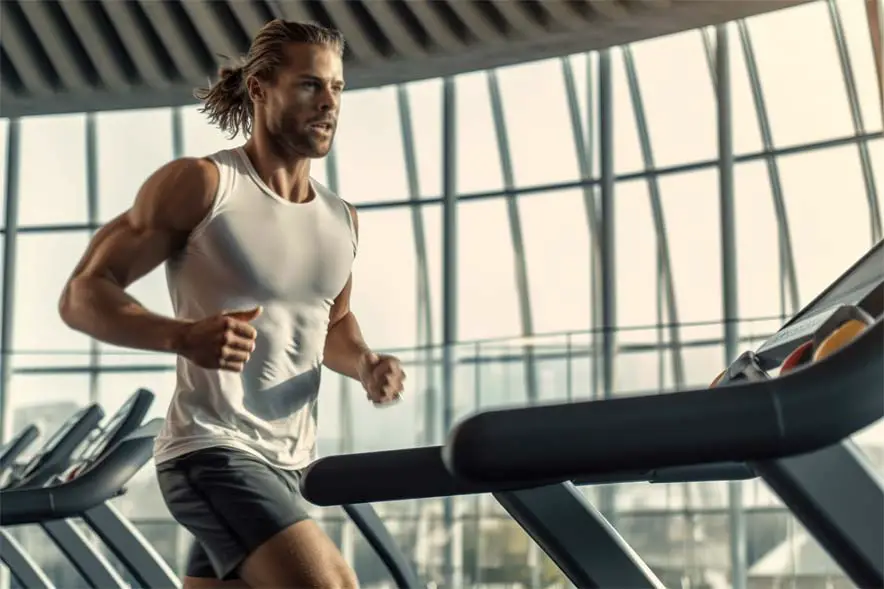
[69,158,216,289]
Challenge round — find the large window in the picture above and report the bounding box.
[1,0,881,586]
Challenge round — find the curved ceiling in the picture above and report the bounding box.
[0,0,811,119]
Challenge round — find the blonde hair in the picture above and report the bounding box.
[194,20,344,138]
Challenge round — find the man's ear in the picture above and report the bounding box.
[247,76,265,104]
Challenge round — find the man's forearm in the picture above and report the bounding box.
[323,311,371,381]
[60,276,190,353]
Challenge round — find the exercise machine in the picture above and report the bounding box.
[0,419,164,587]
[299,241,884,588]
[0,389,179,589]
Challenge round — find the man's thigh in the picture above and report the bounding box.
[156,447,314,582]
[238,519,357,589]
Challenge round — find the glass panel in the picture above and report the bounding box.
[778,145,873,305]
[7,374,92,451]
[659,169,723,325]
[614,179,658,329]
[179,104,238,157]
[18,114,89,226]
[350,206,419,349]
[630,30,718,168]
[747,2,854,146]
[734,161,783,319]
[13,232,92,359]
[457,198,520,341]
[405,78,443,197]
[497,58,581,187]
[518,188,592,334]
[872,139,884,233]
[334,86,409,203]
[455,71,504,194]
[96,108,174,222]
[834,0,884,132]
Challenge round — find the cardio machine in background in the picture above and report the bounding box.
[0,389,179,589]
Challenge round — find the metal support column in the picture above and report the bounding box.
[597,50,617,520]
[0,119,21,445]
[561,56,603,402]
[85,113,100,402]
[716,25,747,589]
[622,47,685,387]
[396,86,436,445]
[487,70,538,404]
[442,75,461,589]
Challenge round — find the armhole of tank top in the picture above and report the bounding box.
[188,153,231,242]
[340,199,359,256]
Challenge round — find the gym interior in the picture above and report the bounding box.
[1,0,883,587]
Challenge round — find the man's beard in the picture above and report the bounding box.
[268,112,333,159]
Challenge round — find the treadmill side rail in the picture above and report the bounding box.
[0,528,53,589]
[753,441,884,588]
[82,502,181,589]
[494,483,665,589]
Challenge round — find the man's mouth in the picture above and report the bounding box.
[307,122,333,133]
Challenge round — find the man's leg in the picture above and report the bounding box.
[156,447,354,587]
[238,519,357,588]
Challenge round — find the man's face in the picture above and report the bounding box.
[255,43,344,159]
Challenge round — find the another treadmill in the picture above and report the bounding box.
[0,390,178,589]
[0,419,165,587]
[299,241,884,589]
[0,404,104,589]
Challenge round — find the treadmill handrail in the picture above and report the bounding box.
[301,450,754,506]
[0,425,39,471]
[0,419,163,527]
[442,319,883,484]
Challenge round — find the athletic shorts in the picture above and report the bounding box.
[155,446,312,580]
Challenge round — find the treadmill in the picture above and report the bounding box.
[0,419,165,587]
[299,241,884,589]
[0,389,177,589]
[0,404,105,589]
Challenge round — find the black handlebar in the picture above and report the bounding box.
[0,419,163,527]
[443,319,883,484]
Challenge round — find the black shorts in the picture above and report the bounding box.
[155,446,312,580]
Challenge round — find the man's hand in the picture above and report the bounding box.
[176,307,261,372]
[358,352,406,406]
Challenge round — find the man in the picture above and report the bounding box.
[59,20,405,589]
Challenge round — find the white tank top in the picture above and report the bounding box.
[152,147,357,470]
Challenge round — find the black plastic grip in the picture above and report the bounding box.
[443,320,883,485]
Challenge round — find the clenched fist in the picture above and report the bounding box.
[358,352,406,407]
[177,306,262,372]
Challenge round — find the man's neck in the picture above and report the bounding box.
[243,137,313,204]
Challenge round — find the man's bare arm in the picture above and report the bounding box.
[59,158,217,353]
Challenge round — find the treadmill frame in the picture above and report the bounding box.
[495,482,665,589]
[753,440,884,587]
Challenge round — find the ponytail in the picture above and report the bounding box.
[194,65,252,139]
